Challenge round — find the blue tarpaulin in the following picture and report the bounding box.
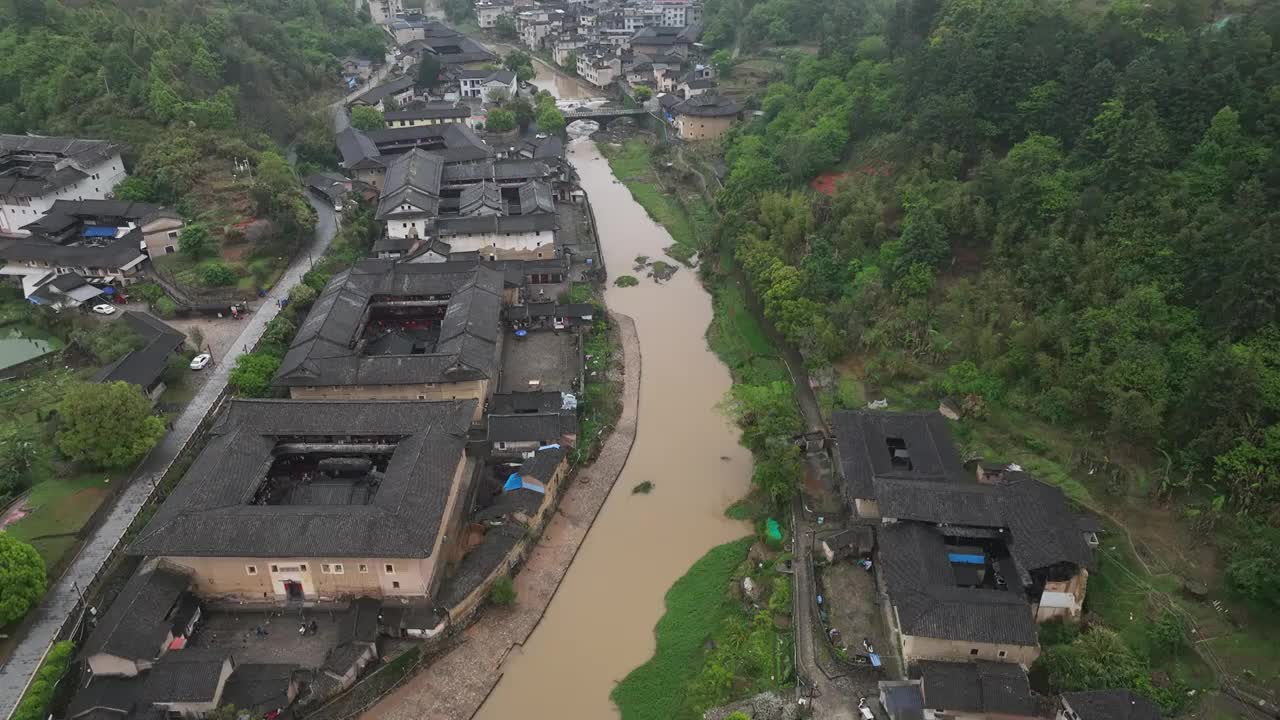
[948,552,985,565]
[869,653,882,667]
[83,226,116,238]
[503,473,546,494]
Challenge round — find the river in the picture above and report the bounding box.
[472,68,752,718]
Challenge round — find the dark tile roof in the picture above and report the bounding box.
[66,675,144,718]
[365,123,493,163]
[220,664,297,715]
[79,565,190,662]
[517,181,555,215]
[821,526,873,552]
[141,650,230,704]
[0,134,119,195]
[435,523,525,607]
[274,261,503,388]
[0,229,144,270]
[127,399,476,558]
[832,411,967,499]
[490,391,566,414]
[473,488,546,522]
[353,75,415,106]
[336,128,383,170]
[458,69,517,85]
[22,200,165,234]
[672,93,740,117]
[376,149,444,220]
[322,642,372,676]
[435,213,558,236]
[503,301,595,321]
[385,103,472,121]
[521,446,566,481]
[913,661,1037,716]
[94,311,185,390]
[879,523,1038,646]
[880,681,926,720]
[457,181,503,215]
[1062,691,1162,720]
[488,413,566,443]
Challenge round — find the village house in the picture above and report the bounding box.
[384,102,472,128]
[628,24,698,58]
[365,0,403,24]
[676,64,716,97]
[0,134,127,236]
[78,564,198,678]
[349,75,417,111]
[553,34,589,65]
[878,661,1039,720]
[459,69,519,103]
[669,93,740,140]
[272,261,503,416]
[94,311,187,401]
[127,398,480,605]
[833,410,1098,666]
[376,149,443,242]
[476,0,512,28]
[336,122,493,189]
[1058,691,1162,720]
[577,47,622,87]
[487,411,578,458]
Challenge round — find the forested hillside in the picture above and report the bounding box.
[0,0,382,261]
[713,0,1280,599]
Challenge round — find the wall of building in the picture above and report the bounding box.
[442,231,556,259]
[352,167,386,191]
[901,633,1040,667]
[288,379,489,422]
[164,554,437,604]
[387,116,465,129]
[0,154,127,235]
[385,213,433,240]
[142,218,184,256]
[675,113,735,141]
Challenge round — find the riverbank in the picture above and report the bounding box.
[357,313,642,720]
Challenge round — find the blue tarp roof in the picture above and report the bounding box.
[948,552,985,565]
[83,226,116,238]
[503,473,546,494]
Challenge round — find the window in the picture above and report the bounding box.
[270,564,279,572]
[385,563,395,574]
[246,565,258,575]
[359,564,369,573]
[332,563,344,574]
[168,231,179,240]
[165,246,175,254]
[969,648,979,656]
[322,563,332,573]
[392,581,400,589]
[997,650,1008,659]
[299,564,307,572]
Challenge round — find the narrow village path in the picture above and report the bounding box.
[0,195,339,717]
[356,314,641,720]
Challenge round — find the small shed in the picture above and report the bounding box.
[820,526,874,563]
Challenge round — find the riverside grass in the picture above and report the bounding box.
[612,537,752,720]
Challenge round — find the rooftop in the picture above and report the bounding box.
[384,102,472,121]
[913,661,1037,717]
[0,134,120,196]
[672,93,741,118]
[832,411,967,500]
[128,399,476,558]
[141,650,230,704]
[376,149,445,219]
[79,565,190,662]
[274,260,503,389]
[94,311,186,390]
[352,75,415,106]
[879,522,1038,646]
[1063,691,1162,720]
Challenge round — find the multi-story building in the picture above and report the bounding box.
[0,134,127,237]
[475,0,512,27]
[365,0,403,24]
[577,45,622,87]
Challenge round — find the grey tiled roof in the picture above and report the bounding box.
[435,212,558,236]
[353,75,415,106]
[385,103,471,121]
[376,149,444,219]
[336,128,383,169]
[672,93,740,117]
[1063,691,1161,720]
[0,134,120,195]
[274,261,503,388]
[365,123,492,163]
[831,411,967,499]
[79,565,190,662]
[473,488,546,522]
[879,523,1038,646]
[66,675,144,718]
[141,650,230,703]
[94,311,185,390]
[490,391,565,414]
[517,181,555,215]
[488,413,566,442]
[128,399,476,558]
[0,228,144,270]
[458,181,503,215]
[221,664,297,715]
[913,661,1037,716]
[435,523,525,608]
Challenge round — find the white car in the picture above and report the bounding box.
[189,353,212,371]
[91,304,116,315]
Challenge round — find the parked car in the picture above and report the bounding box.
[91,304,116,315]
[189,353,212,370]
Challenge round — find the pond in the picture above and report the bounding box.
[0,328,60,371]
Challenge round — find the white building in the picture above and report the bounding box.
[475,1,511,28]
[0,135,127,237]
[365,0,403,24]
[458,69,519,103]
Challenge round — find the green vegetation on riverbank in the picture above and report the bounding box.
[613,537,798,720]
[599,139,713,266]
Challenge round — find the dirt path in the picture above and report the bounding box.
[358,314,641,720]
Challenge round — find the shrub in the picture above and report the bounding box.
[490,575,517,606]
[198,261,236,286]
[56,381,167,469]
[288,283,318,310]
[615,275,640,287]
[0,533,47,627]
[13,642,74,720]
[229,352,281,398]
[486,109,516,132]
[632,481,654,494]
[153,296,178,318]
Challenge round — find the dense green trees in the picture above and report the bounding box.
[717,0,1280,517]
[349,105,385,131]
[416,54,442,92]
[55,382,167,470]
[486,109,516,132]
[0,533,46,627]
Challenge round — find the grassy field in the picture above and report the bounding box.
[706,266,788,386]
[612,538,754,720]
[599,139,712,266]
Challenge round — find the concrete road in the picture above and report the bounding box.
[0,194,339,717]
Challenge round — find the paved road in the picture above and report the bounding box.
[0,195,339,717]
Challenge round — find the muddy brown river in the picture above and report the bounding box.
[472,74,752,718]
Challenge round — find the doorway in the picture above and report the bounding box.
[283,580,304,601]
